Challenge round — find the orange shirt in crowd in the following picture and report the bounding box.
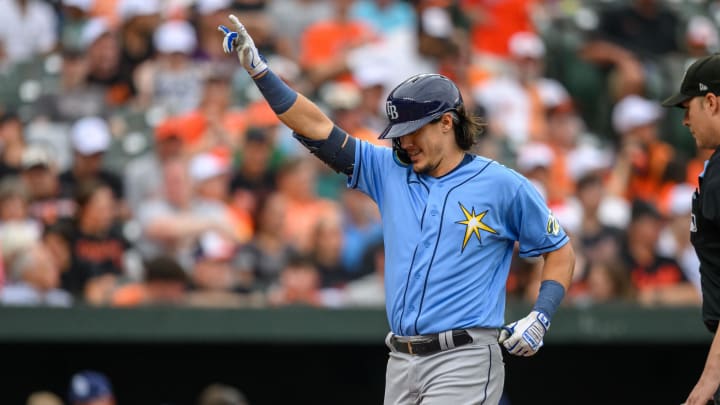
[300,19,375,82]
[156,101,280,152]
[627,141,675,203]
[283,199,340,253]
[461,0,536,58]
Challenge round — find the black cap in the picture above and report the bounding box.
[662,53,720,108]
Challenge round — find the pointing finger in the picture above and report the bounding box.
[229,14,244,32]
[218,25,230,34]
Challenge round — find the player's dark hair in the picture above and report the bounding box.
[432,109,486,151]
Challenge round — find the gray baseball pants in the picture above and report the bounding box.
[384,328,505,405]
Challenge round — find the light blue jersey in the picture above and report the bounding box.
[349,141,569,336]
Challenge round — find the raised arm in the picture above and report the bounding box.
[219,15,333,140]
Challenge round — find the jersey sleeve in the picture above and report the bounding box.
[509,177,570,258]
[347,140,395,205]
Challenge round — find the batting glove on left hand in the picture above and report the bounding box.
[217,15,268,78]
[498,310,550,357]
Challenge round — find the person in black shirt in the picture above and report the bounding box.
[663,53,720,405]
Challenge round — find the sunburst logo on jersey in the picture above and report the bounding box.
[455,202,497,252]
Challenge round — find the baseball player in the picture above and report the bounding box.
[218,16,575,404]
[663,53,720,405]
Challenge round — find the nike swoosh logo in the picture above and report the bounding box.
[250,51,257,69]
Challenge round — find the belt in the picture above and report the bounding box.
[389,330,473,356]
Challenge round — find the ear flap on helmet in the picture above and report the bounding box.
[392,138,411,166]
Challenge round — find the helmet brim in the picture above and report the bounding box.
[378,115,438,139]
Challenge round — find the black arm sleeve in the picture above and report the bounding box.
[292,126,356,176]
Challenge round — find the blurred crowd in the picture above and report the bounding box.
[26,369,250,405]
[0,0,715,309]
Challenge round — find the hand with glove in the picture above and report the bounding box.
[218,15,268,78]
[498,310,550,357]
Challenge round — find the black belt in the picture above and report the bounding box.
[390,330,473,356]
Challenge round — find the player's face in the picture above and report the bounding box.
[683,94,720,149]
[398,114,461,177]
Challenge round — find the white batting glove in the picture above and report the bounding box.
[498,310,550,357]
[217,15,268,78]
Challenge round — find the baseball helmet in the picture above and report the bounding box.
[379,73,464,140]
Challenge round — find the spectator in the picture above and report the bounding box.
[234,192,297,292]
[116,0,162,91]
[34,49,108,122]
[137,158,220,264]
[350,0,417,36]
[195,0,236,63]
[190,152,253,243]
[572,260,635,306]
[60,181,131,302]
[299,0,376,87]
[574,172,625,267]
[60,0,93,53]
[112,255,189,306]
[267,0,331,62]
[81,18,133,106]
[267,253,324,307]
[0,0,58,64]
[197,383,250,405]
[322,81,384,146]
[274,157,341,253]
[460,0,537,74]
[26,391,63,405]
[606,95,677,204]
[60,117,125,207]
[0,243,72,307]
[166,71,249,155]
[20,145,75,227]
[309,214,350,288]
[186,232,254,307]
[42,221,73,280]
[124,119,186,215]
[0,176,42,265]
[229,126,278,220]
[474,31,571,148]
[68,370,114,405]
[514,141,554,200]
[0,111,25,179]
[621,199,700,306]
[579,0,682,101]
[134,20,204,115]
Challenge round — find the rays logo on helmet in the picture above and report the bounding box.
[386,101,399,120]
[546,212,560,236]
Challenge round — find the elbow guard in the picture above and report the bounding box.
[293,126,356,176]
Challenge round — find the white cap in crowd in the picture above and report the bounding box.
[70,117,112,155]
[196,0,232,15]
[421,7,453,39]
[686,15,719,51]
[189,153,229,182]
[509,31,546,59]
[321,82,362,111]
[21,145,55,170]
[566,146,613,181]
[612,95,662,134]
[117,0,161,22]
[80,18,111,50]
[516,142,555,173]
[154,20,198,55]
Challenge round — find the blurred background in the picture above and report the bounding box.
[0,0,716,404]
